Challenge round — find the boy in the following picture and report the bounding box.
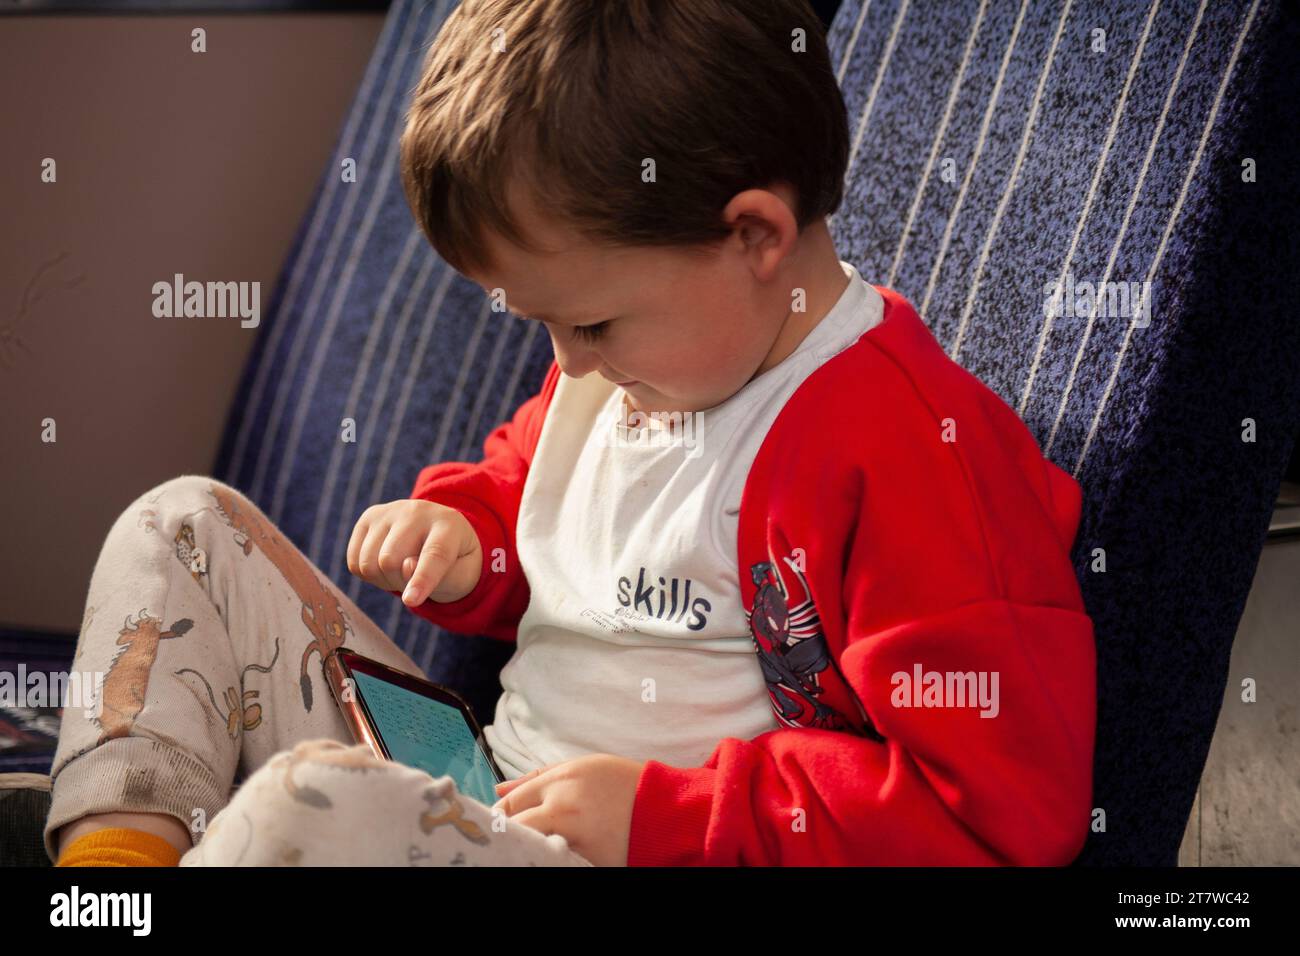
[50,0,1095,866]
[382,0,1096,865]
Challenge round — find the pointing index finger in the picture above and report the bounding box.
[401,529,457,605]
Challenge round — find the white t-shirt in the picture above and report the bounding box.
[483,261,885,778]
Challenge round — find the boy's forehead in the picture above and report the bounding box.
[465,253,563,307]
[467,230,612,319]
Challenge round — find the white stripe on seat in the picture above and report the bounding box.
[835,0,873,86]
[1018,0,1164,416]
[949,0,1076,361]
[844,0,912,185]
[887,0,990,288]
[919,0,1031,319]
[1043,0,1208,457]
[1073,0,1262,477]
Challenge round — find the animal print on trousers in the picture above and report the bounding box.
[42,475,594,867]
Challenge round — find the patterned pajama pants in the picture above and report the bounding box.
[41,474,594,867]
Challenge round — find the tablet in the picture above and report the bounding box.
[323,647,505,806]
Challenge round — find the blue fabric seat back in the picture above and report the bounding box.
[824,0,1300,865]
[213,0,1300,865]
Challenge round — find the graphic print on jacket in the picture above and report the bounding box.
[748,546,884,742]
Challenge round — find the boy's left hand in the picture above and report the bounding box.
[492,753,646,867]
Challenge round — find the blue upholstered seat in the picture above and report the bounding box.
[210,0,1300,865]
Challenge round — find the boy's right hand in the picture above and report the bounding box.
[346,500,483,606]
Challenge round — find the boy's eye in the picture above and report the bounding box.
[570,320,610,343]
[507,307,612,343]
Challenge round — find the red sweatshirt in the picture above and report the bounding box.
[392,286,1096,866]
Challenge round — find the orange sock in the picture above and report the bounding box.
[56,827,183,867]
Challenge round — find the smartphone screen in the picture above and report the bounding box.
[350,670,501,806]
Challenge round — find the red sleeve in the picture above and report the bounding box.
[387,361,561,642]
[626,598,1096,866]
[626,356,1096,865]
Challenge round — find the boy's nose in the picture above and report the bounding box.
[550,338,602,379]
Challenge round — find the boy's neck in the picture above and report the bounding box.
[749,222,851,382]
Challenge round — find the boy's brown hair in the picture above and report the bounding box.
[399,0,849,277]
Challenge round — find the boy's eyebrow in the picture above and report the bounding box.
[508,307,595,325]
[471,278,606,326]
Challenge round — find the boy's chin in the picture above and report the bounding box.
[619,386,660,417]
